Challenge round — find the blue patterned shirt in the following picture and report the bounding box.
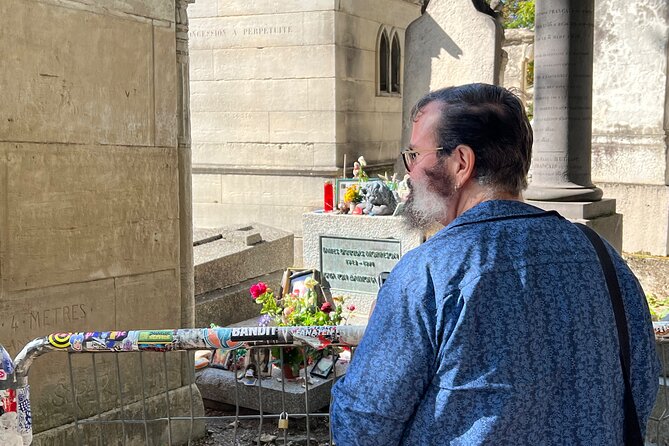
[331,200,659,445]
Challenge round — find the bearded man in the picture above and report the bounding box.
[330,84,659,445]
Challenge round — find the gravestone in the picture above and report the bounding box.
[401,0,502,147]
[302,213,423,316]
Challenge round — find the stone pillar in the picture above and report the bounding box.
[176,0,195,328]
[525,0,622,250]
[525,0,601,202]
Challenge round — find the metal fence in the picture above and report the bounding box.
[648,335,669,446]
[0,325,365,446]
[5,327,669,445]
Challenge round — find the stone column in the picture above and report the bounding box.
[525,0,602,202]
[525,0,622,251]
[176,0,195,328]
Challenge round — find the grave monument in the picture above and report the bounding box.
[524,0,622,250]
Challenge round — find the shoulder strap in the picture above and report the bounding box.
[575,223,643,445]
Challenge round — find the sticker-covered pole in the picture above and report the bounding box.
[0,344,31,445]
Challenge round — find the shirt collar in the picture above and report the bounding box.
[444,200,556,231]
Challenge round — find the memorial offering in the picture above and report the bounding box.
[330,155,408,216]
[249,275,355,378]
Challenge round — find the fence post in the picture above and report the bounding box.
[0,344,31,445]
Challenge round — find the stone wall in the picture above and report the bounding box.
[189,0,421,260]
[592,0,669,255]
[0,0,196,440]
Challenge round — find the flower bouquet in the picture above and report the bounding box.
[249,277,354,378]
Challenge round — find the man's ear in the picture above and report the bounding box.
[450,145,476,187]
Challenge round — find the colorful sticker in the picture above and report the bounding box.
[48,333,72,349]
[120,331,139,351]
[0,389,16,413]
[138,330,174,344]
[17,386,31,437]
[203,328,241,350]
[70,333,84,352]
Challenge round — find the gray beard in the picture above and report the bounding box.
[402,173,454,230]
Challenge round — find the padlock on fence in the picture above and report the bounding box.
[278,411,289,429]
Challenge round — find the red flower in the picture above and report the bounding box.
[249,282,268,299]
[321,302,334,313]
[347,304,356,312]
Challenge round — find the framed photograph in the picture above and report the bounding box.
[310,351,339,379]
[335,178,359,205]
[280,268,323,299]
[334,178,383,205]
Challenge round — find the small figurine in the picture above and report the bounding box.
[361,181,397,216]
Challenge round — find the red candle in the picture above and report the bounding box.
[324,180,334,212]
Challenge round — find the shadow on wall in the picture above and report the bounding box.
[400,13,460,151]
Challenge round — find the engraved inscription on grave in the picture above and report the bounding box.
[320,236,401,295]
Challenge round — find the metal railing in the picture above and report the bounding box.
[0,325,365,446]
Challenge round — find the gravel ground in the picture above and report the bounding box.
[192,402,332,446]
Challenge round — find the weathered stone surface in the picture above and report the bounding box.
[402,0,501,146]
[189,11,335,50]
[154,24,179,148]
[196,271,285,327]
[592,135,667,185]
[189,50,215,81]
[0,0,161,146]
[194,203,318,238]
[192,142,335,169]
[593,0,668,137]
[3,143,179,292]
[216,0,336,16]
[32,383,205,446]
[194,223,294,295]
[500,28,534,100]
[115,270,182,329]
[597,183,669,256]
[196,360,342,414]
[192,174,222,204]
[1,0,193,442]
[269,111,336,143]
[191,111,270,143]
[213,46,336,80]
[191,79,310,112]
[339,0,422,26]
[63,0,176,23]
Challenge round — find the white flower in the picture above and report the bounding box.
[357,156,367,167]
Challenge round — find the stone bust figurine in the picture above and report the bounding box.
[361,182,397,216]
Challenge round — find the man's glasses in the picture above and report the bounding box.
[400,147,444,172]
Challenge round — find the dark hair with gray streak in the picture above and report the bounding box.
[411,83,532,195]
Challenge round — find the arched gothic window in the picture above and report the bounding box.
[391,33,401,93]
[378,30,389,93]
[377,27,401,96]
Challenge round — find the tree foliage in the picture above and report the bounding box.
[487,0,535,29]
